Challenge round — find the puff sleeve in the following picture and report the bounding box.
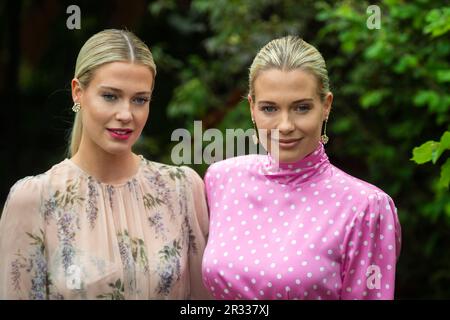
[341,192,401,300]
[182,166,212,299]
[0,177,47,299]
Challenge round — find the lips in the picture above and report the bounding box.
[107,128,133,140]
[278,138,302,143]
[107,128,133,134]
[272,138,303,144]
[271,137,303,149]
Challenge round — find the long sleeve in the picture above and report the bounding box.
[341,191,401,300]
[182,166,212,299]
[0,177,47,299]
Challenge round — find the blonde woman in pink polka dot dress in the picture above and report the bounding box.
[201,36,401,300]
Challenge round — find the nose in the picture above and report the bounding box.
[115,102,132,122]
[278,112,295,134]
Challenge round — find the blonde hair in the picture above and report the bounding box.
[248,35,330,101]
[69,29,157,157]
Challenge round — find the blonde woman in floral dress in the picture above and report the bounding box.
[0,29,210,300]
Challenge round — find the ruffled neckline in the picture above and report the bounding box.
[259,142,330,185]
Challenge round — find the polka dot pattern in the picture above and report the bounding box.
[202,143,401,300]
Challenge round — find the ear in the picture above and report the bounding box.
[323,92,333,120]
[248,94,255,120]
[71,78,83,103]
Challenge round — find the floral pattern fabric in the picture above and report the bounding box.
[0,156,210,300]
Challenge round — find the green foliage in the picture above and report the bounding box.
[412,131,450,188]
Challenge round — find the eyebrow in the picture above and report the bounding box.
[257,99,314,105]
[99,85,151,95]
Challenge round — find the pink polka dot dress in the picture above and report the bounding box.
[202,143,401,300]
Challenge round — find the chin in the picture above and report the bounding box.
[103,144,133,155]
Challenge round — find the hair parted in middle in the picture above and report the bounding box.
[248,35,330,102]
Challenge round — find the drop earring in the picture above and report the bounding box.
[72,102,81,113]
[252,119,259,144]
[321,118,329,145]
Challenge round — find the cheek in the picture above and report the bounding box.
[255,113,275,129]
[86,106,109,128]
[296,113,323,132]
[297,119,320,133]
[82,102,111,132]
[135,108,149,127]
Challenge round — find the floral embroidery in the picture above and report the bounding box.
[148,211,167,240]
[145,167,175,218]
[117,230,149,293]
[57,211,77,271]
[86,176,99,229]
[106,185,115,209]
[156,239,182,295]
[42,178,84,223]
[118,230,149,273]
[161,165,187,182]
[178,169,198,254]
[96,279,125,300]
[143,192,164,210]
[127,178,140,202]
[183,214,198,254]
[10,230,48,299]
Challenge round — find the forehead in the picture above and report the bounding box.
[89,61,154,92]
[254,69,318,101]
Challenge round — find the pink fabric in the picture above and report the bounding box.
[202,143,401,300]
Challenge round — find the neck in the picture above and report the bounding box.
[71,136,140,185]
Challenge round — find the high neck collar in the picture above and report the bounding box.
[259,142,330,185]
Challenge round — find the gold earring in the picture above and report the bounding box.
[252,119,259,144]
[321,118,329,144]
[72,102,81,113]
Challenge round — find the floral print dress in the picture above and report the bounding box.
[0,156,210,299]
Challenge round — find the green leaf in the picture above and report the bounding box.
[435,131,450,164]
[364,41,386,60]
[394,54,418,73]
[439,158,450,189]
[413,90,440,109]
[424,8,450,38]
[360,90,389,109]
[436,70,450,83]
[411,141,439,164]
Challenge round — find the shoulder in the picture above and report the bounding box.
[329,164,390,200]
[4,176,42,208]
[141,158,202,186]
[8,157,86,193]
[327,165,398,218]
[3,160,69,210]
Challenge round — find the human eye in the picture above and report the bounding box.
[260,105,277,113]
[102,93,117,102]
[294,104,311,113]
[132,96,150,105]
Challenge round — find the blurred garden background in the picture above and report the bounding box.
[0,0,449,299]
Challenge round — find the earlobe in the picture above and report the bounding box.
[71,78,82,102]
[324,92,333,119]
[248,94,255,120]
